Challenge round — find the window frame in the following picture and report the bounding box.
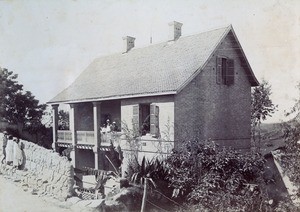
[216,56,234,86]
[132,103,159,138]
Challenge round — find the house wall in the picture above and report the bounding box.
[121,95,175,141]
[174,32,252,150]
[120,95,175,175]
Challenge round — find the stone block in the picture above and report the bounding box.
[42,172,50,182]
[31,162,37,172]
[52,187,61,196]
[31,188,38,195]
[52,174,62,183]
[37,179,43,187]
[28,178,36,186]
[59,176,68,185]
[43,184,50,194]
[65,169,74,178]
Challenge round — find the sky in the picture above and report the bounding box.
[0,0,299,123]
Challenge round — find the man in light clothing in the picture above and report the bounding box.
[1,131,8,164]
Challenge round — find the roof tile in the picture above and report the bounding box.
[49,26,230,103]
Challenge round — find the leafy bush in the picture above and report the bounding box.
[125,140,275,211]
[275,200,300,212]
[279,120,300,197]
[126,156,176,211]
[279,82,300,196]
[127,156,169,189]
[165,140,271,211]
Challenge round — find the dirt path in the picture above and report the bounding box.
[0,174,73,212]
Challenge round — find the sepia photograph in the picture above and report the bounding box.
[0,0,300,211]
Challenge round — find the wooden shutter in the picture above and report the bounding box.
[132,105,140,134]
[150,104,159,138]
[216,57,222,84]
[226,59,234,85]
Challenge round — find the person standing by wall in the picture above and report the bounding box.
[1,131,8,164]
[13,138,23,169]
[5,135,14,165]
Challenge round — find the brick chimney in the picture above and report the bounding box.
[122,36,135,53]
[168,21,183,41]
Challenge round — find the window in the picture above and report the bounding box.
[216,57,234,85]
[132,103,159,137]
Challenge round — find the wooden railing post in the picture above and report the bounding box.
[69,103,77,168]
[51,104,59,151]
[93,102,101,169]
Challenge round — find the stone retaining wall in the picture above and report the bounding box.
[0,139,74,201]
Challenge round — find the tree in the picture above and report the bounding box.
[285,82,300,120]
[58,110,69,130]
[251,79,277,149]
[0,67,46,134]
[280,82,300,197]
[42,107,69,130]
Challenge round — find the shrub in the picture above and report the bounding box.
[280,120,300,197]
[165,140,271,211]
[127,156,169,190]
[126,156,176,211]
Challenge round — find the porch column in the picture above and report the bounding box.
[69,103,77,168]
[51,104,59,152]
[92,102,101,169]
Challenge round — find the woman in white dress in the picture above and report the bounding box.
[13,138,23,168]
[5,135,14,165]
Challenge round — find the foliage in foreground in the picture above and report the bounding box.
[127,156,171,192]
[126,140,274,211]
[280,82,300,197]
[165,140,271,211]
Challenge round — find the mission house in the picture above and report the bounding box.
[48,21,259,171]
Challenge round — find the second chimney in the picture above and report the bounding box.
[168,21,183,41]
[123,36,135,53]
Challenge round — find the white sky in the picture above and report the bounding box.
[0,0,299,123]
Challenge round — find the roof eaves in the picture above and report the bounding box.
[229,27,259,86]
[47,90,177,105]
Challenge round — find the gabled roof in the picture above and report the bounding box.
[48,25,258,104]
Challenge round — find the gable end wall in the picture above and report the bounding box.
[174,32,252,150]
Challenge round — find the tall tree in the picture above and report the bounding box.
[58,110,69,130]
[0,67,46,133]
[251,79,277,149]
